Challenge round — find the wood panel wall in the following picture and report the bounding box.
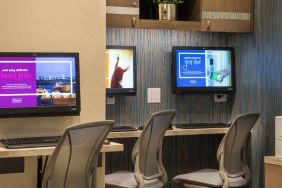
[106,0,282,187]
[106,29,231,126]
[106,29,231,188]
[228,0,282,187]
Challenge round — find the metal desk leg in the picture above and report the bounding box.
[37,156,42,188]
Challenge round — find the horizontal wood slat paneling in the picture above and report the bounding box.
[201,0,251,13]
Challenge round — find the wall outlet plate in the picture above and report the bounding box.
[106,96,115,105]
[147,88,161,103]
[214,94,227,103]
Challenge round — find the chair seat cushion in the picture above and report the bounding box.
[105,171,164,188]
[172,169,247,187]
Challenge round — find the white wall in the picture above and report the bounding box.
[0,0,105,187]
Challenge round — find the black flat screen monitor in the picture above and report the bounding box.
[0,52,80,117]
[172,47,235,94]
[106,46,137,96]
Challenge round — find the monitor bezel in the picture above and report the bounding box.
[172,46,236,94]
[106,46,137,96]
[0,52,81,118]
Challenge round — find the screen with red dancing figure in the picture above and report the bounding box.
[106,46,136,96]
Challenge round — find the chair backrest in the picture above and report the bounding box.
[42,121,114,188]
[132,110,176,184]
[217,113,259,178]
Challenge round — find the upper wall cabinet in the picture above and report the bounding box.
[106,0,139,28]
[106,0,253,33]
[201,0,253,32]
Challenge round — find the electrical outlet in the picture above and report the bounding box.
[147,88,161,103]
[214,94,227,103]
[106,97,115,105]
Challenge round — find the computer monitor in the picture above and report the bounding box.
[105,46,137,96]
[172,47,235,94]
[0,52,80,117]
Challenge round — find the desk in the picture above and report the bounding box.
[108,127,229,139]
[0,142,123,188]
[264,156,282,188]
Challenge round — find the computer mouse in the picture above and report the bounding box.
[138,126,144,130]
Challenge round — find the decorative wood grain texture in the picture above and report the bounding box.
[138,20,201,31]
[106,28,230,127]
[201,19,252,33]
[201,0,251,12]
[264,163,282,188]
[228,0,282,188]
[106,28,230,188]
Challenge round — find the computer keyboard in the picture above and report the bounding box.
[138,125,173,131]
[174,122,231,129]
[0,136,61,149]
[110,125,138,132]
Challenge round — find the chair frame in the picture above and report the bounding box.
[177,113,259,188]
[216,113,259,188]
[131,110,176,188]
[42,120,115,188]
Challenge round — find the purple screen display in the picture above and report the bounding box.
[0,56,77,109]
[0,57,37,108]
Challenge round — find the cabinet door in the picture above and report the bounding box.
[201,0,253,32]
[106,0,139,28]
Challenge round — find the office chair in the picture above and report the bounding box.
[41,121,115,188]
[173,113,260,188]
[105,109,176,188]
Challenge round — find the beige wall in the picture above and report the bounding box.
[0,0,105,187]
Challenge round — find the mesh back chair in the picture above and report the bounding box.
[105,109,176,188]
[42,121,115,188]
[173,113,260,188]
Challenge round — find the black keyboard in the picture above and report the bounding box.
[0,136,61,149]
[174,122,231,129]
[110,125,138,132]
[138,125,173,130]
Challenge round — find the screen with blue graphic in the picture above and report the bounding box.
[173,47,235,93]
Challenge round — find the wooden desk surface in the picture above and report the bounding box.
[108,127,229,139]
[265,156,282,188]
[0,142,124,158]
[264,156,282,166]
[0,128,228,157]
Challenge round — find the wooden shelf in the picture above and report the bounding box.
[106,0,253,33]
[138,19,201,31]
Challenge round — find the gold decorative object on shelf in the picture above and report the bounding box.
[159,4,176,20]
[154,0,183,20]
